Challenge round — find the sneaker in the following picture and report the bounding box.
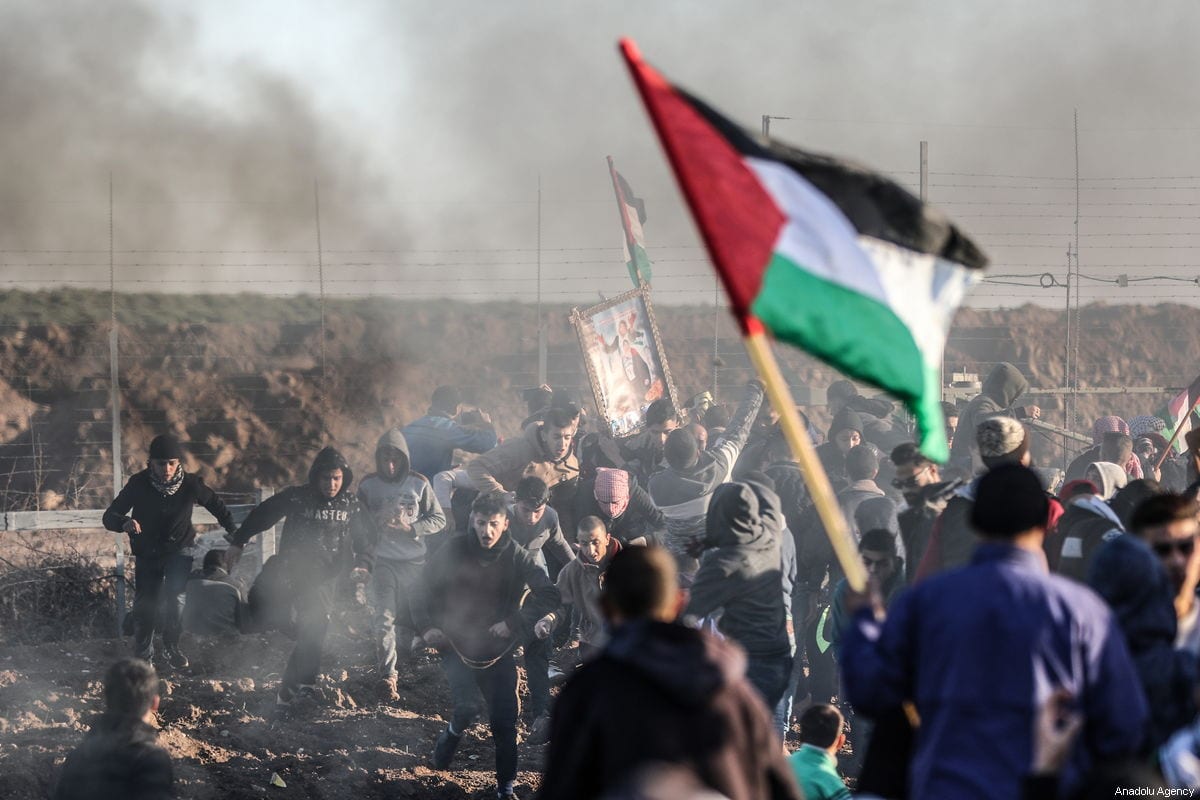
[496,787,517,799]
[276,685,295,708]
[380,674,400,703]
[526,713,552,746]
[162,646,189,670]
[431,727,461,769]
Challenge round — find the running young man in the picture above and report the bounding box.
[104,434,235,669]
[414,492,559,799]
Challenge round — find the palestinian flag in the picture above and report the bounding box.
[618,39,987,461]
[1158,375,1200,453]
[608,156,653,287]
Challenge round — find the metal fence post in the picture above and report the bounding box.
[257,487,276,571]
[109,324,125,638]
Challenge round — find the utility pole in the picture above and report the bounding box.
[108,173,125,636]
[313,180,326,390]
[1063,242,1073,470]
[1070,109,1081,437]
[761,115,791,140]
[921,142,940,400]
[537,175,547,386]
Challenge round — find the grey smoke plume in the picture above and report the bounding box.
[6,0,1200,305]
[0,0,395,293]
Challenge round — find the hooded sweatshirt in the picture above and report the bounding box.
[1088,534,1198,749]
[949,362,1030,468]
[836,395,907,452]
[539,620,801,800]
[356,427,446,566]
[815,408,864,484]
[230,447,373,578]
[685,482,789,658]
[1087,461,1129,500]
[1049,494,1123,579]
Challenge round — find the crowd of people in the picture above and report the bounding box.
[50,367,1200,798]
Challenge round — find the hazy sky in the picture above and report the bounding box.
[5,0,1200,307]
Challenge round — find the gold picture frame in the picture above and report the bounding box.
[571,284,679,438]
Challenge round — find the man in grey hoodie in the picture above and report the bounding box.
[357,427,446,700]
[948,362,1041,474]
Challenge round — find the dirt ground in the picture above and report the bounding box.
[0,613,557,800]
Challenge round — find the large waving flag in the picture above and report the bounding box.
[608,156,653,287]
[619,40,987,462]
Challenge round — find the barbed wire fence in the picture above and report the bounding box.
[2,142,1200,639]
[3,150,1200,517]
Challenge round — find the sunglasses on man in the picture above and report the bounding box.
[891,465,933,491]
[1152,538,1196,558]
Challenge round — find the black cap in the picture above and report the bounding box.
[148,435,184,461]
[970,464,1049,538]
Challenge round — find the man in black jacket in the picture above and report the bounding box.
[684,481,791,710]
[103,434,235,669]
[539,545,800,800]
[225,446,375,707]
[414,492,559,800]
[54,658,174,800]
[890,442,961,581]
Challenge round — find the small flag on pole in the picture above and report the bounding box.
[618,39,987,462]
[608,156,653,287]
[1158,376,1200,453]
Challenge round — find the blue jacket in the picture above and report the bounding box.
[401,411,498,478]
[840,542,1147,800]
[1088,533,1198,749]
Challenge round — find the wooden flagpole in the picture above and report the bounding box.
[1156,392,1200,470]
[742,317,868,593]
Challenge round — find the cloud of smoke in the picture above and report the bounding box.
[0,0,398,294]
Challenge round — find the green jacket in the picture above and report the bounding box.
[788,744,850,800]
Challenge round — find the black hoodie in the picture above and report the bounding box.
[684,482,789,658]
[1088,534,1197,750]
[540,620,800,800]
[230,447,373,578]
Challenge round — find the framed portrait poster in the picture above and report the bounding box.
[571,285,679,438]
